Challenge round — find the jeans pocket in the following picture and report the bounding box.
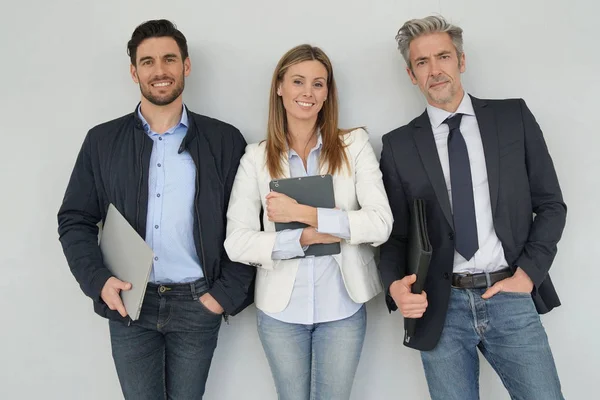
[500,291,532,298]
[197,298,223,317]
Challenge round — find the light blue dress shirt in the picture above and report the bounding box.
[265,135,362,324]
[138,105,203,283]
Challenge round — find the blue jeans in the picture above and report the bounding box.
[257,306,366,400]
[421,288,563,400]
[109,278,222,400]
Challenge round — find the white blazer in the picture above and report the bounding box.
[224,128,393,313]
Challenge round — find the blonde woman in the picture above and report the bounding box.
[225,44,392,400]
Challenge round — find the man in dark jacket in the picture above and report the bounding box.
[57,19,255,399]
[379,15,566,400]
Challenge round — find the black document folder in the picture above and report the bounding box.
[269,175,341,257]
[405,198,432,343]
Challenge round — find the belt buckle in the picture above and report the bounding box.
[452,273,469,288]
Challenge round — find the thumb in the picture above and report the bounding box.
[482,282,501,299]
[404,274,417,285]
[400,274,417,290]
[118,280,132,291]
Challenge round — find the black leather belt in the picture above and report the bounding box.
[452,268,513,289]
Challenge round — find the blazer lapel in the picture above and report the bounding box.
[319,156,329,176]
[412,111,454,229]
[471,95,499,217]
[280,152,291,179]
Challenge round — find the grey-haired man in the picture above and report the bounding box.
[379,15,566,400]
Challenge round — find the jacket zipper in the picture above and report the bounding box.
[179,131,229,324]
[135,138,145,230]
[194,174,209,284]
[130,135,146,327]
[191,148,229,324]
[196,199,228,323]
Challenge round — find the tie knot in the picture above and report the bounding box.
[444,113,463,131]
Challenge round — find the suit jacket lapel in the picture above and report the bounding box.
[412,111,454,229]
[471,95,499,218]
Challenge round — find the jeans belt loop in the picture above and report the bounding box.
[190,281,198,301]
[485,272,492,288]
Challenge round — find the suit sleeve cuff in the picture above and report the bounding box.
[514,256,546,289]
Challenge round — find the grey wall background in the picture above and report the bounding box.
[2,0,598,398]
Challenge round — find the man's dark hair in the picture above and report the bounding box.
[127,19,189,65]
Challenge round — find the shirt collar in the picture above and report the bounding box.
[137,104,189,135]
[426,92,475,130]
[288,132,323,159]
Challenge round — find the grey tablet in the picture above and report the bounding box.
[269,174,341,257]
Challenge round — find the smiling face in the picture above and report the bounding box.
[407,32,465,111]
[130,37,190,106]
[277,60,328,126]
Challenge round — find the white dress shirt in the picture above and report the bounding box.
[265,135,361,324]
[426,93,509,274]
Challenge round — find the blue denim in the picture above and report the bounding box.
[109,278,222,399]
[257,306,366,400]
[421,288,563,400]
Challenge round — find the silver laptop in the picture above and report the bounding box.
[99,204,154,321]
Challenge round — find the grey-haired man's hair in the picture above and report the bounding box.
[395,15,464,70]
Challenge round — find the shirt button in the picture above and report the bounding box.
[155,225,159,229]
[157,193,161,197]
[154,256,159,261]
[443,272,450,280]
[157,163,161,167]
[159,137,163,141]
[448,232,454,240]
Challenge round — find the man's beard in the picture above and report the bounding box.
[141,77,185,106]
[428,79,456,105]
[429,86,456,104]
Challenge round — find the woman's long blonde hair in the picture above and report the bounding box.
[266,44,353,178]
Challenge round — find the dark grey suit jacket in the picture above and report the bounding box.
[379,96,567,351]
